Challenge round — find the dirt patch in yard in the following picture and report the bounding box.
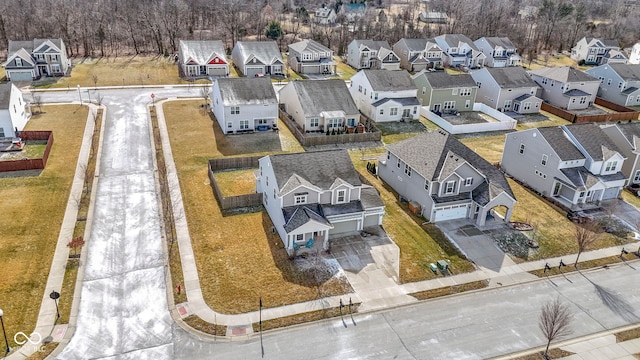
[212,168,258,197]
[442,111,494,125]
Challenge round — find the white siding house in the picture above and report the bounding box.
[0,83,30,138]
[231,41,284,77]
[470,67,542,114]
[585,63,640,107]
[528,66,600,110]
[178,40,229,78]
[347,40,400,71]
[349,70,419,122]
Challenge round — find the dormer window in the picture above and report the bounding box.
[336,189,346,203]
[605,160,618,172]
[465,177,473,186]
[294,194,308,204]
[15,58,22,67]
[445,181,456,194]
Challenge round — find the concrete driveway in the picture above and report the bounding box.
[602,199,640,234]
[330,226,416,311]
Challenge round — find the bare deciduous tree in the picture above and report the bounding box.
[574,222,600,267]
[539,297,573,357]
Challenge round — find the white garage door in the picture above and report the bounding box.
[602,187,620,200]
[434,204,468,222]
[329,220,358,235]
[208,66,228,76]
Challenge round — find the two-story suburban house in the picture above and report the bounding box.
[231,41,284,77]
[412,71,477,112]
[314,7,337,25]
[629,43,640,65]
[378,131,516,226]
[470,67,542,114]
[474,37,522,68]
[0,83,30,138]
[601,122,640,186]
[256,149,385,255]
[528,66,600,110]
[501,123,627,209]
[177,40,229,78]
[392,38,444,72]
[571,37,627,65]
[287,39,336,75]
[347,40,400,71]
[349,69,420,122]
[3,39,71,81]
[585,63,640,107]
[434,34,486,68]
[340,3,367,22]
[210,77,278,134]
[279,79,360,133]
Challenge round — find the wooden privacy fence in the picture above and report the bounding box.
[541,98,640,124]
[207,156,263,210]
[278,109,381,148]
[0,131,53,173]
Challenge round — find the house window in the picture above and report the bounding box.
[374,93,378,100]
[579,97,586,104]
[477,82,481,88]
[634,170,640,183]
[239,120,249,130]
[443,101,455,110]
[390,108,398,116]
[379,109,384,115]
[302,53,312,61]
[227,122,233,128]
[413,106,417,114]
[605,161,617,172]
[296,234,304,242]
[599,76,604,83]
[15,58,22,67]
[424,180,429,191]
[310,118,319,127]
[530,88,536,95]
[422,87,426,95]
[460,88,471,96]
[553,182,561,196]
[452,88,458,95]
[386,151,390,160]
[336,189,346,203]
[294,194,308,204]
[542,78,548,85]
[257,119,268,125]
[397,159,401,168]
[579,191,585,198]
[465,177,473,186]
[519,144,525,154]
[504,99,512,109]
[327,118,341,128]
[618,81,623,89]
[404,164,412,176]
[541,154,548,166]
[0,128,4,137]
[607,79,612,86]
[445,181,456,194]
[523,102,531,110]
[358,85,362,92]
[273,189,276,199]
[231,106,240,114]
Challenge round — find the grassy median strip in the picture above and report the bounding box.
[529,254,639,277]
[183,315,227,336]
[24,342,59,360]
[252,304,361,332]
[410,280,489,300]
[512,348,575,360]
[615,326,640,343]
[0,105,88,349]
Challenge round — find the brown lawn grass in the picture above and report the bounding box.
[24,341,59,360]
[615,326,640,343]
[163,100,352,314]
[0,105,88,349]
[40,56,210,88]
[529,254,639,277]
[350,149,475,283]
[410,280,489,300]
[335,56,357,80]
[252,303,361,332]
[212,169,258,196]
[512,348,575,359]
[183,315,227,336]
[516,111,572,131]
[622,189,640,210]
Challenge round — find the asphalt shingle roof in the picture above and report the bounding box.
[269,149,362,192]
[609,63,640,81]
[385,131,515,200]
[234,41,283,65]
[362,70,416,91]
[529,66,598,83]
[353,40,392,51]
[417,71,476,89]
[0,83,13,108]
[289,39,332,54]
[288,79,358,116]
[179,40,226,65]
[485,67,538,88]
[564,89,591,97]
[435,34,479,51]
[481,37,516,50]
[537,127,584,161]
[283,204,331,232]
[616,122,640,148]
[563,123,623,161]
[216,77,277,106]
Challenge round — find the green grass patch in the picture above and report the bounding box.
[615,326,640,342]
[0,105,88,349]
[252,303,360,332]
[410,280,489,300]
[529,254,638,277]
[183,315,227,336]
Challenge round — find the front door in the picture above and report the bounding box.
[402,108,410,118]
[199,66,206,75]
[432,104,441,112]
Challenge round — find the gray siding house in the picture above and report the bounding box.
[349,69,420,122]
[392,38,444,72]
[585,63,640,107]
[501,123,627,209]
[256,149,384,256]
[3,38,71,81]
[231,41,284,77]
[474,37,522,68]
[279,79,360,133]
[178,40,229,78]
[347,40,400,71]
[412,71,477,112]
[378,131,516,226]
[571,37,627,65]
[287,39,336,75]
[470,67,542,114]
[528,66,600,110]
[434,34,486,68]
[601,122,640,185]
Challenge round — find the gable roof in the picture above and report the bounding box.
[529,66,598,83]
[615,122,640,149]
[289,39,332,54]
[435,34,479,51]
[360,70,416,91]
[353,39,391,51]
[32,38,63,53]
[397,38,438,52]
[0,83,14,108]
[483,67,538,88]
[385,131,515,199]
[416,71,476,89]
[563,123,623,161]
[315,7,334,17]
[4,48,36,67]
[268,149,362,192]
[287,79,358,116]
[179,40,226,65]
[585,37,620,48]
[234,41,282,64]
[479,37,516,50]
[215,77,277,106]
[537,127,584,161]
[283,204,332,232]
[8,40,34,53]
[609,63,640,81]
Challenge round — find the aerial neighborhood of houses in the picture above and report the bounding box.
[3,4,640,356]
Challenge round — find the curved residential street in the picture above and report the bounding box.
[31,87,640,360]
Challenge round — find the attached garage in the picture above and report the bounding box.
[434,204,468,222]
[208,65,228,76]
[602,187,621,200]
[7,70,34,82]
[363,214,381,228]
[329,219,358,235]
[244,66,264,77]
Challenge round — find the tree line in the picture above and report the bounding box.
[0,0,639,59]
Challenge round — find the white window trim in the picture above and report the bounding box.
[445,181,456,194]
